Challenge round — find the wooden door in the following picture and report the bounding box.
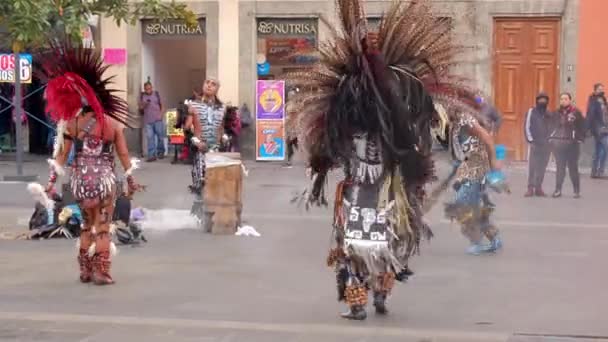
[493,18,560,160]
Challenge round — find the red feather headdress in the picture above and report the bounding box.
[37,39,137,128]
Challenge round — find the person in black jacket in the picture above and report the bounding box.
[586,83,608,178]
[524,92,553,197]
[549,92,585,198]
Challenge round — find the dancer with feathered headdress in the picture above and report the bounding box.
[35,40,144,285]
[287,0,501,319]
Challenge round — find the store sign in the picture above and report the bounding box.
[257,19,318,36]
[0,54,32,84]
[143,18,205,37]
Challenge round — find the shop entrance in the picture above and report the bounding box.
[141,18,207,111]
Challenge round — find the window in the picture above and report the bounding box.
[256,18,319,80]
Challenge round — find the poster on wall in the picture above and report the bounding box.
[256,120,285,161]
[256,80,286,161]
[256,80,285,120]
[0,54,32,84]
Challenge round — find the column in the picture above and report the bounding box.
[100,17,128,103]
[217,0,240,104]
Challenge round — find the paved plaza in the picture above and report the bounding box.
[0,155,607,341]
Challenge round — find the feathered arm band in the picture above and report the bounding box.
[46,120,67,179]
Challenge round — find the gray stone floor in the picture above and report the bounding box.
[0,154,607,341]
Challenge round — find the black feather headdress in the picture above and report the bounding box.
[36,39,137,128]
[286,0,483,200]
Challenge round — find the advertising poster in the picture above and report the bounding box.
[256,80,285,120]
[0,54,32,84]
[165,109,184,145]
[256,120,285,161]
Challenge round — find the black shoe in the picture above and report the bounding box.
[552,190,562,198]
[340,305,367,320]
[146,157,157,162]
[373,292,388,315]
[395,266,414,282]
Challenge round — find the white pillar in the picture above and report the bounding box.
[100,18,128,103]
[217,0,240,104]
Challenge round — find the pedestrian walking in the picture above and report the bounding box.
[524,92,553,197]
[549,92,585,198]
[139,80,165,162]
[284,87,299,168]
[586,83,608,178]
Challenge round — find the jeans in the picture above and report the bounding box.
[592,135,608,175]
[146,120,165,158]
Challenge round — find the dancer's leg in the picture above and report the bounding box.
[91,201,117,285]
[77,208,96,283]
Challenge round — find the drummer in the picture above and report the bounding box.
[184,77,227,196]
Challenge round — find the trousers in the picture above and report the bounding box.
[592,135,608,175]
[527,144,551,189]
[553,142,580,192]
[145,120,166,158]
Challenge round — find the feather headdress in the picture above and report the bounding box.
[36,39,137,128]
[286,0,483,202]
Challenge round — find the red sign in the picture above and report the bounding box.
[103,48,127,65]
[265,38,316,64]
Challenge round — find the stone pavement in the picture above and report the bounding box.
[0,154,608,341]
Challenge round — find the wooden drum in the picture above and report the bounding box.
[203,153,243,235]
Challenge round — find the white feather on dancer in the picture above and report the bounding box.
[52,120,67,158]
[26,182,54,210]
[47,159,65,176]
[88,241,118,258]
[124,158,140,176]
[87,243,96,258]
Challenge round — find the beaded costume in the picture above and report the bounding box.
[32,40,142,285]
[288,0,485,320]
[444,113,502,254]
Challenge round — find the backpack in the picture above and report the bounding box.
[139,91,162,116]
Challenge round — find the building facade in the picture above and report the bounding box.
[98,0,586,161]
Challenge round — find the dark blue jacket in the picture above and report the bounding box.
[586,94,607,139]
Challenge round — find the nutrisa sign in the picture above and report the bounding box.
[257,19,318,36]
[142,18,206,39]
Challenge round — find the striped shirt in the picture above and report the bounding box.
[190,100,225,148]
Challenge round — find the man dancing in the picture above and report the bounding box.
[288,0,485,320]
[40,41,142,285]
[444,111,504,255]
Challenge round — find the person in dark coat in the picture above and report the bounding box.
[549,92,585,198]
[586,83,608,178]
[523,92,553,196]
